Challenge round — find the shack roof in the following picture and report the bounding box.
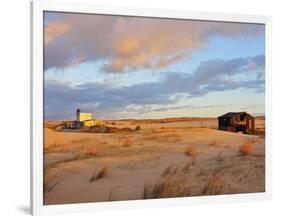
[218,112,254,119]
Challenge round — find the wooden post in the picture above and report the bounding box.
[251,118,255,134]
[246,117,249,134]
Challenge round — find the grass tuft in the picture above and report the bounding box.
[184,145,197,157]
[143,175,191,199]
[239,140,255,156]
[90,166,109,182]
[161,164,180,177]
[181,161,191,173]
[202,169,226,195]
[44,176,65,193]
[86,147,101,157]
[123,139,132,147]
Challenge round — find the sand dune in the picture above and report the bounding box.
[43,118,265,205]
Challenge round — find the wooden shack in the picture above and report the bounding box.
[218,112,255,134]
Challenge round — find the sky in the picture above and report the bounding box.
[44,11,265,120]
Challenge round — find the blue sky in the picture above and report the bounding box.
[44,12,265,120]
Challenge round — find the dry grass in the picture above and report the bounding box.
[90,166,109,182]
[215,152,225,163]
[254,128,265,138]
[108,189,114,201]
[209,140,218,146]
[44,175,65,193]
[191,154,197,165]
[86,147,101,157]
[184,145,198,165]
[184,145,197,157]
[164,132,181,139]
[143,175,191,199]
[144,162,193,199]
[44,121,63,130]
[172,136,182,142]
[71,137,90,144]
[123,139,132,147]
[44,140,59,153]
[143,134,160,141]
[45,152,91,168]
[143,131,181,142]
[45,136,108,156]
[202,169,226,195]
[150,128,175,134]
[239,140,255,156]
[181,161,191,173]
[161,164,180,177]
[161,164,174,176]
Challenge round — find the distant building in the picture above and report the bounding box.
[76,109,92,121]
[218,112,255,134]
[63,109,103,130]
[63,120,83,129]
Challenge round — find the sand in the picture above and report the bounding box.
[43,118,265,205]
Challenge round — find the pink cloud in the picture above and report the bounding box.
[44,12,264,72]
[44,21,71,44]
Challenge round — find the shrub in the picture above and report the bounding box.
[135,125,141,131]
[86,147,101,157]
[90,166,109,182]
[184,145,197,157]
[123,139,132,147]
[239,140,254,156]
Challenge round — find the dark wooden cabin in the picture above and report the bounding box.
[218,112,255,134]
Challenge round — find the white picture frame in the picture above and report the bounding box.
[31,0,272,215]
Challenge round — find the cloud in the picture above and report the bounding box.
[130,104,230,115]
[44,55,265,119]
[156,54,265,97]
[44,12,264,72]
[44,21,71,44]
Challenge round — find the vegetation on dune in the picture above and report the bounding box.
[184,145,197,157]
[123,139,132,147]
[43,118,265,204]
[90,166,109,182]
[44,175,65,193]
[143,175,191,199]
[239,139,255,156]
[86,146,102,157]
[202,169,226,195]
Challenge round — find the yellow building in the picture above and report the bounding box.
[76,109,92,121]
[74,109,104,128]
